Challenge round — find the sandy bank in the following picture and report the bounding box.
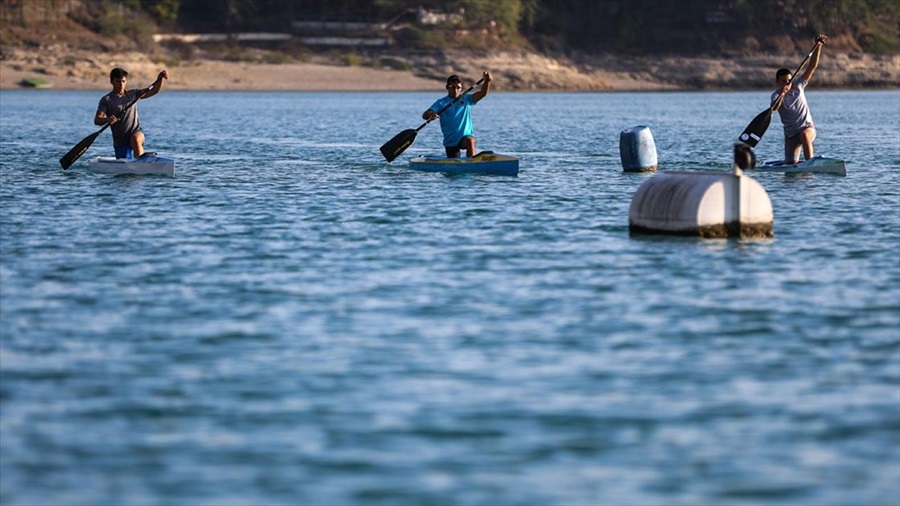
[0,49,440,92]
[1,46,897,92]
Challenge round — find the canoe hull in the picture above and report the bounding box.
[88,153,175,177]
[755,156,846,176]
[408,152,519,177]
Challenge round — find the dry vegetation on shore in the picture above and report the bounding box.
[1,17,897,92]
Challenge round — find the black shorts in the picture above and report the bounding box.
[445,136,474,149]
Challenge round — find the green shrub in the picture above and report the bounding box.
[859,31,897,54]
[19,77,51,88]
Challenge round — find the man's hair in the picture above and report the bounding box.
[110,67,129,80]
[775,68,791,80]
[446,74,462,85]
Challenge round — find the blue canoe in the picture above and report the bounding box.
[755,156,846,176]
[408,151,519,177]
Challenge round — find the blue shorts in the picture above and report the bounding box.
[114,145,134,159]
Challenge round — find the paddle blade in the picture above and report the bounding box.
[380,129,417,162]
[59,130,102,169]
[738,108,773,147]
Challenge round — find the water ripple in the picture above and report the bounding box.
[1,90,898,506]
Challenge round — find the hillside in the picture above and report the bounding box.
[1,13,897,92]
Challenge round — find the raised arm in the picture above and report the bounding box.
[471,71,492,103]
[142,69,169,99]
[801,35,827,83]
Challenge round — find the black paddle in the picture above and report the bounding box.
[738,41,821,147]
[380,76,486,162]
[59,88,148,170]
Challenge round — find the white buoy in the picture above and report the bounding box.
[628,145,773,238]
[619,126,658,172]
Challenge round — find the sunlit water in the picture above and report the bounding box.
[1,89,898,505]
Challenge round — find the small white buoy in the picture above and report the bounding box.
[628,145,773,238]
[619,125,658,172]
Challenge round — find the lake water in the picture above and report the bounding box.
[1,89,898,505]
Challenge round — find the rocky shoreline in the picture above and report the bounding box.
[1,45,897,92]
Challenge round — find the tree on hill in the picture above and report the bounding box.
[1,0,896,54]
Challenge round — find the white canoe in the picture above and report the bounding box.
[408,151,519,176]
[754,156,846,176]
[87,152,175,177]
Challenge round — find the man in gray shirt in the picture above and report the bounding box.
[770,34,828,164]
[95,67,169,159]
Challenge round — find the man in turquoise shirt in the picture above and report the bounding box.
[423,72,492,158]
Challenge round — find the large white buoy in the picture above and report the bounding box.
[619,125,658,172]
[628,145,773,238]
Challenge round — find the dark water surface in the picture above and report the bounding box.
[1,90,898,505]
